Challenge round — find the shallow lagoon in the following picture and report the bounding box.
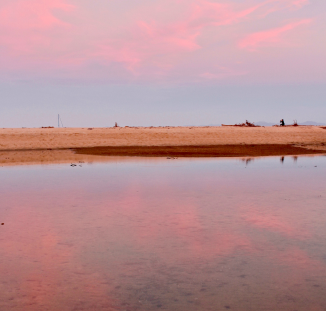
[1,156,326,311]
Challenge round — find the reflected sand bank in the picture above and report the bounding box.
[0,149,170,167]
[1,147,325,167]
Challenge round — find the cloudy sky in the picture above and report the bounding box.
[1,0,325,127]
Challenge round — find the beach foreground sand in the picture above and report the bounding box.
[1,126,325,165]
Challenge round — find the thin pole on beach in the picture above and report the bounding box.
[58,114,64,128]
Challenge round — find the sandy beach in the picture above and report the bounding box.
[1,126,325,165]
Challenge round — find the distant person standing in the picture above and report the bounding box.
[280,119,285,126]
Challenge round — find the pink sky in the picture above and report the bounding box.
[0,0,325,84]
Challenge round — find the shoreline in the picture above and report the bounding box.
[1,126,325,165]
[0,145,324,167]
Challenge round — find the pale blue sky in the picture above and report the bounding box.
[2,82,325,127]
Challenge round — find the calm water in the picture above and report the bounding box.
[1,156,326,311]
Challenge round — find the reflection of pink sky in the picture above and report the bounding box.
[275,246,323,270]
[106,179,253,259]
[243,209,311,238]
[0,0,321,82]
[0,190,117,310]
[264,244,326,295]
[1,165,326,309]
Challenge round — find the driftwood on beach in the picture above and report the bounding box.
[222,120,261,127]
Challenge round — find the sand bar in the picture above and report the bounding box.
[1,126,325,165]
[73,144,323,157]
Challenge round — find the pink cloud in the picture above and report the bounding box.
[186,0,265,27]
[0,0,74,62]
[0,0,318,82]
[289,0,309,8]
[0,0,73,29]
[238,19,312,50]
[251,0,310,20]
[89,0,268,79]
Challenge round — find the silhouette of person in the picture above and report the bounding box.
[280,119,285,126]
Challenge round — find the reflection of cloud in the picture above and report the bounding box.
[2,163,326,310]
[113,184,254,260]
[246,213,298,236]
[242,203,312,240]
[275,246,322,269]
[0,190,116,310]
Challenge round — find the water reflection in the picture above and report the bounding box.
[241,157,254,165]
[0,156,326,311]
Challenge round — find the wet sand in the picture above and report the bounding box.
[0,126,325,165]
[73,144,323,157]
